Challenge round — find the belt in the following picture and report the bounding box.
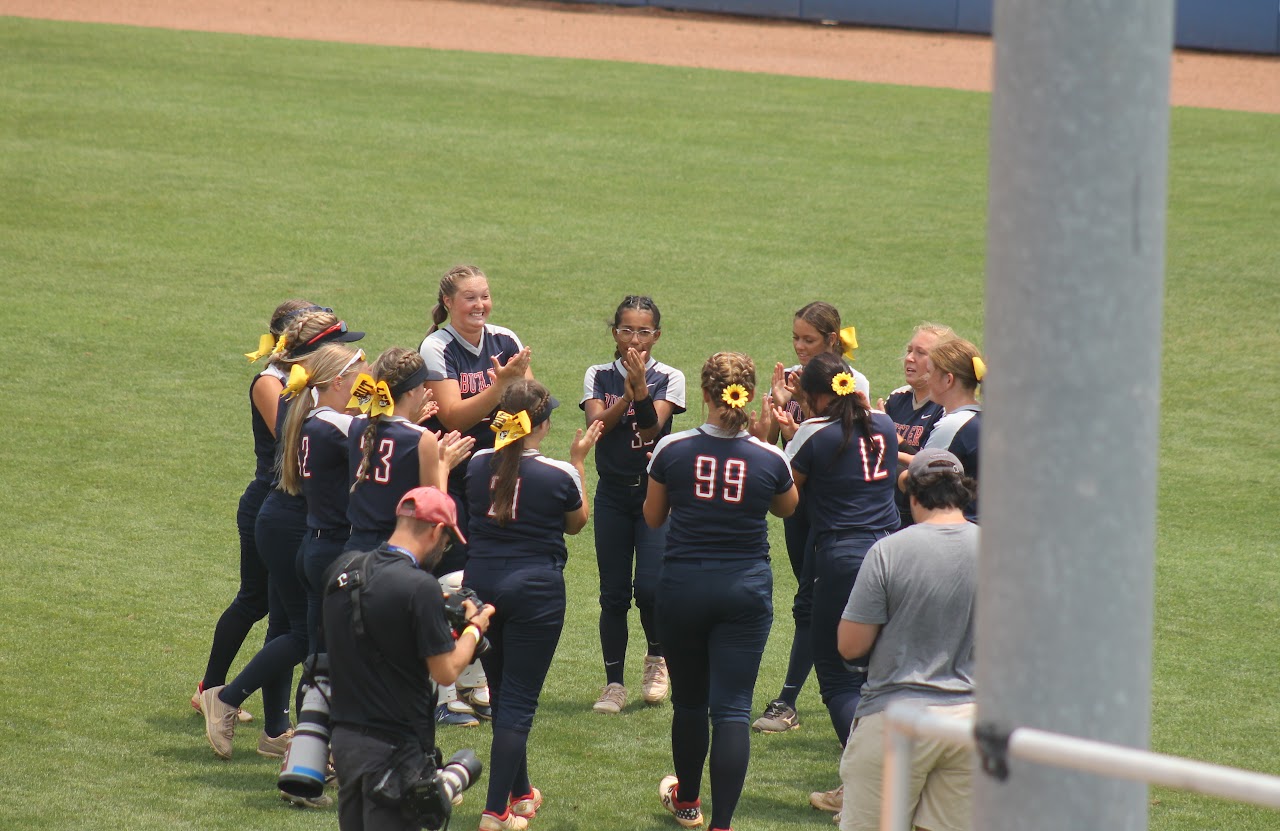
[600,473,646,488]
[311,528,350,540]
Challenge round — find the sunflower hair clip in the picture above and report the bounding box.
[721,384,749,409]
[831,372,856,396]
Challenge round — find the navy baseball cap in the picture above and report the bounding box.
[529,395,560,428]
[289,320,365,357]
[908,447,965,478]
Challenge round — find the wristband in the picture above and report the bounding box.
[462,624,482,645]
[632,395,658,429]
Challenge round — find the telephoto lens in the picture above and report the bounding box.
[437,748,483,803]
[278,655,333,800]
[406,748,484,830]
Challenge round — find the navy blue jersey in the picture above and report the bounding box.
[581,357,687,479]
[787,413,900,534]
[924,405,981,521]
[465,449,585,562]
[779,362,870,425]
[346,415,431,536]
[249,365,288,484]
[882,386,944,456]
[883,387,945,528]
[301,407,357,531]
[647,425,794,561]
[419,323,524,450]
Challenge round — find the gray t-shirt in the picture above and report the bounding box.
[843,522,978,718]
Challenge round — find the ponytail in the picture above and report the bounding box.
[488,381,552,526]
[350,346,428,492]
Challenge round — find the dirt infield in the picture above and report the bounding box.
[4,0,1278,113]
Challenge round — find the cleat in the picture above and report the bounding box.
[809,784,844,813]
[641,656,670,704]
[192,681,253,723]
[436,701,480,728]
[257,728,293,759]
[458,685,493,721]
[593,682,627,714]
[201,685,238,759]
[281,790,333,809]
[660,775,704,828]
[478,809,528,830]
[510,787,543,819]
[751,699,800,734]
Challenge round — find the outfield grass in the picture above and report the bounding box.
[1,15,1277,831]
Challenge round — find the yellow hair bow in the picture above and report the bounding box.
[369,380,395,418]
[244,334,276,363]
[347,373,377,413]
[281,364,310,399]
[491,410,532,451]
[271,333,290,358]
[972,356,987,382]
[839,326,859,360]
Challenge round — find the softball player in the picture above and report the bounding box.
[754,301,869,735]
[645,352,798,831]
[276,343,367,654]
[463,381,602,831]
[785,353,900,814]
[581,295,686,713]
[345,345,478,726]
[201,312,364,778]
[418,264,533,565]
[879,323,952,529]
[918,336,984,522]
[193,299,316,723]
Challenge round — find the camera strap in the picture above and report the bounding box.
[327,547,437,754]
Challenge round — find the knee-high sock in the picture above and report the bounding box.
[485,726,530,815]
[671,705,709,804]
[709,722,751,830]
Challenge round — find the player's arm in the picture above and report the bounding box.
[770,481,799,518]
[433,348,532,432]
[252,376,285,438]
[642,477,669,529]
[584,396,630,434]
[426,602,494,686]
[564,422,603,535]
[417,431,443,493]
[838,620,880,661]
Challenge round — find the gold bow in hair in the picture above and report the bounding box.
[972,356,987,382]
[281,364,310,399]
[347,373,377,413]
[244,334,276,363]
[271,333,290,358]
[839,326,859,359]
[491,410,532,450]
[369,381,395,418]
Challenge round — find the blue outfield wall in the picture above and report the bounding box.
[571,0,1280,55]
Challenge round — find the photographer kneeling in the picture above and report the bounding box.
[324,486,493,831]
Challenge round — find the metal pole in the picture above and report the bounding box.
[977,0,1174,829]
[881,709,915,831]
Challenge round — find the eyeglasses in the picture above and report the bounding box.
[614,327,658,339]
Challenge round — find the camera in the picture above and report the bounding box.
[278,654,332,800]
[404,749,484,830]
[441,586,491,657]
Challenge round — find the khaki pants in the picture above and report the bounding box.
[838,703,975,831]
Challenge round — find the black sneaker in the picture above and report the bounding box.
[751,699,800,733]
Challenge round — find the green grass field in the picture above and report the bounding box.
[1,15,1277,831]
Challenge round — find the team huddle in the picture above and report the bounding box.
[192,264,985,831]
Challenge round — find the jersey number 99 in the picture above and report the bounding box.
[694,455,746,504]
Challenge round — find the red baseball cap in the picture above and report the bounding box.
[395,487,467,544]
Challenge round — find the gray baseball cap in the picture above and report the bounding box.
[908,447,965,477]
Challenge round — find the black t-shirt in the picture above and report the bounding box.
[323,545,456,741]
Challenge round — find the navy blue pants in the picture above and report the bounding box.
[301,529,350,654]
[220,491,309,736]
[594,477,666,683]
[463,557,566,816]
[201,478,272,689]
[657,558,772,829]
[810,529,889,744]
